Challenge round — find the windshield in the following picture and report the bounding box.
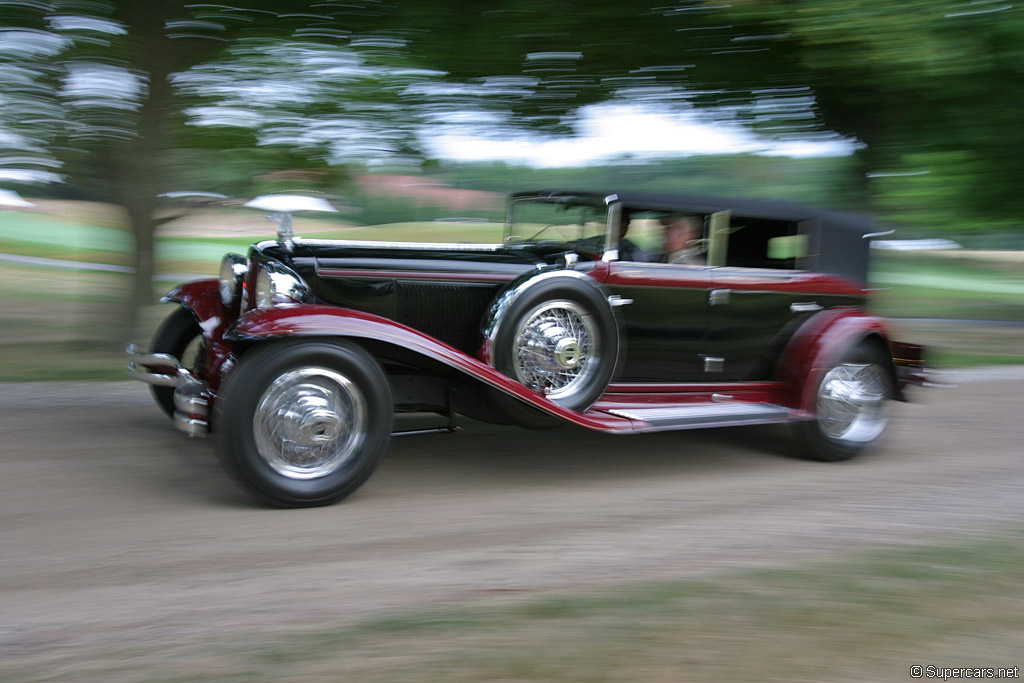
[505,197,608,249]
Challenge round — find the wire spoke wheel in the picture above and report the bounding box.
[512,300,599,403]
[488,276,619,424]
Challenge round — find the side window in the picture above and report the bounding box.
[616,210,707,264]
[723,218,806,270]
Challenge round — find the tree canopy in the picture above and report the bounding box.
[0,0,1020,329]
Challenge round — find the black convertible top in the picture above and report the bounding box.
[510,190,881,284]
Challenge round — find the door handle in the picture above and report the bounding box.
[790,301,823,313]
[709,289,731,306]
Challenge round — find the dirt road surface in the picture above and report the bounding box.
[2,370,1023,676]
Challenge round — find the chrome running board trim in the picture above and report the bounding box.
[606,402,792,431]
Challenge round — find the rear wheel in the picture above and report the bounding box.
[149,306,203,418]
[216,339,392,508]
[798,342,894,462]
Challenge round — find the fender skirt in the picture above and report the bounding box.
[226,304,630,432]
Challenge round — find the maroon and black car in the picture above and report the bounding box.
[128,190,927,507]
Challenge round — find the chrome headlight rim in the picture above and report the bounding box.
[254,260,312,310]
[219,253,248,308]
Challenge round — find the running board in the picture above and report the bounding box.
[601,402,793,432]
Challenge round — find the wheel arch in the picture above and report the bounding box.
[161,279,229,340]
[776,308,904,414]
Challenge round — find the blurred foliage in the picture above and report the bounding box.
[1,0,1022,321]
[433,155,862,208]
[395,0,1024,231]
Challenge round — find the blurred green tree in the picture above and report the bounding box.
[2,0,1020,336]
[0,0,444,335]
[397,0,1024,230]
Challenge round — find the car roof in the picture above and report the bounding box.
[510,189,879,285]
[510,189,875,235]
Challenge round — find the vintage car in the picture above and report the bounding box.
[127,190,926,507]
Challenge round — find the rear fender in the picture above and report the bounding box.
[777,308,902,415]
[226,304,626,431]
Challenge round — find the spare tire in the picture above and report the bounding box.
[488,275,619,413]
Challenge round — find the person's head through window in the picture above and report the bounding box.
[661,214,705,265]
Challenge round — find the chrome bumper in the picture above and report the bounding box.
[126,345,211,437]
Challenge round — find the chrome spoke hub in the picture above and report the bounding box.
[817,362,891,444]
[253,367,367,479]
[513,300,599,402]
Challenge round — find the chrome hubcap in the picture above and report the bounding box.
[513,300,598,401]
[253,368,366,479]
[817,362,891,444]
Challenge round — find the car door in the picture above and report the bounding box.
[706,267,827,381]
[604,261,713,383]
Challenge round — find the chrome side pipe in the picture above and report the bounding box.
[126,344,198,387]
[126,344,210,437]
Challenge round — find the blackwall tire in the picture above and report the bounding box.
[797,342,894,462]
[491,277,618,414]
[216,339,392,508]
[149,306,203,418]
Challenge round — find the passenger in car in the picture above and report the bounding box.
[661,213,706,265]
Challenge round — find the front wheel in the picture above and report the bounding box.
[797,342,894,462]
[149,306,203,418]
[216,339,392,508]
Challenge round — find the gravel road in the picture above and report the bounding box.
[2,370,1022,670]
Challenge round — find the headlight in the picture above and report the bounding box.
[218,253,248,307]
[254,261,312,309]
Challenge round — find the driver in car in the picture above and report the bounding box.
[615,210,648,261]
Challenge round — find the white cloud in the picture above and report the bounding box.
[425,102,854,166]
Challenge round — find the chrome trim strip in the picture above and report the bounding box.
[607,403,790,424]
[605,381,782,393]
[863,229,896,239]
[295,239,505,251]
[316,269,516,284]
[315,257,532,273]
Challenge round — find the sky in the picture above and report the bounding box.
[424,102,856,168]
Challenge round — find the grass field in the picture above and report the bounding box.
[1,203,1021,380]
[3,530,1021,682]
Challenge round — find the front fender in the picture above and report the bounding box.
[225,304,630,432]
[777,308,901,414]
[161,279,231,340]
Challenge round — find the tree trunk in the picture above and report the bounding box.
[110,0,182,341]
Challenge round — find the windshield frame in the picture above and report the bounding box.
[504,195,613,253]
